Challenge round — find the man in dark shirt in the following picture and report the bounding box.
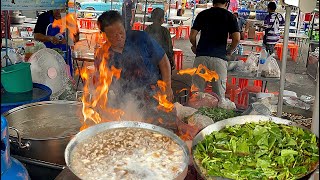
[145,8,175,71]
[189,0,240,99]
[122,0,135,30]
[95,11,173,102]
[34,9,79,75]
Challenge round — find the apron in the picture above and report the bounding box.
[44,16,73,76]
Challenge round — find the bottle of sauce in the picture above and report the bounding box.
[24,42,34,61]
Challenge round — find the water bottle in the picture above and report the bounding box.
[238,45,243,55]
[258,48,268,75]
[259,48,268,64]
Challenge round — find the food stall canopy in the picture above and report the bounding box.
[1,0,67,11]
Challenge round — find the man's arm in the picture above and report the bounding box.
[227,14,241,55]
[34,33,60,44]
[189,12,202,54]
[227,32,240,55]
[158,54,174,101]
[189,29,198,54]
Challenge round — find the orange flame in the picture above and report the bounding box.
[79,37,124,130]
[177,64,219,82]
[52,13,78,42]
[153,80,174,112]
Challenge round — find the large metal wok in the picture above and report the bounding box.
[65,121,190,180]
[191,115,319,180]
[3,101,83,165]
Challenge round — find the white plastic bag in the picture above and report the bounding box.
[245,53,259,73]
[261,53,280,77]
[218,98,236,110]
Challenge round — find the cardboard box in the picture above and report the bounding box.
[248,27,256,39]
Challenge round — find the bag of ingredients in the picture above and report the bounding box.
[261,53,280,77]
[174,102,214,140]
[245,52,259,73]
[187,92,219,109]
[218,98,236,110]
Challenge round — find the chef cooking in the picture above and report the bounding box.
[33,8,80,75]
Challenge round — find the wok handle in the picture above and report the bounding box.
[8,127,31,149]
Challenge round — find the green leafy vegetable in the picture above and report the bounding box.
[197,107,241,122]
[194,121,319,180]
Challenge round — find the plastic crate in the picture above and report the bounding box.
[238,9,250,19]
[255,10,268,20]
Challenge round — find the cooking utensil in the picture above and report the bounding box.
[191,115,319,180]
[65,121,190,180]
[3,101,83,165]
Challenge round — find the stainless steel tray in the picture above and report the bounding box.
[191,115,319,180]
[65,121,190,180]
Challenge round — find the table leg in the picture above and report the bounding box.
[75,60,84,91]
[263,81,268,93]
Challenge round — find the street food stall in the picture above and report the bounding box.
[1,0,319,180]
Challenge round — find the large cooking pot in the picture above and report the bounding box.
[191,115,319,180]
[65,121,190,180]
[3,101,83,165]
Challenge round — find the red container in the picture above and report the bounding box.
[147,7,153,14]
[305,13,314,22]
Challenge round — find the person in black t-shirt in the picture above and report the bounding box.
[33,9,79,75]
[189,0,240,99]
[122,0,135,31]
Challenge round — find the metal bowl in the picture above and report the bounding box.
[191,115,319,180]
[65,121,190,180]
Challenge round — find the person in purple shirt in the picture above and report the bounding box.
[263,2,285,54]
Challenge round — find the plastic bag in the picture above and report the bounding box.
[174,102,214,140]
[218,98,236,110]
[245,53,259,73]
[261,53,280,77]
[187,92,219,109]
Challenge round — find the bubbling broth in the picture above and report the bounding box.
[70,128,186,180]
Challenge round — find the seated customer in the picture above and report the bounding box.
[145,8,175,71]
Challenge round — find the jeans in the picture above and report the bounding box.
[192,56,228,99]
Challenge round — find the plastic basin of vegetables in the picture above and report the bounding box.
[191,115,319,180]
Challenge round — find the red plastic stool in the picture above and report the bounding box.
[173,48,183,70]
[132,22,142,30]
[237,85,262,109]
[255,31,264,41]
[169,27,177,36]
[238,78,249,90]
[177,25,190,39]
[226,84,241,103]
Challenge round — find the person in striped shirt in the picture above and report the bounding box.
[263,2,285,54]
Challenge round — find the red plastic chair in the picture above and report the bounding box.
[173,48,183,70]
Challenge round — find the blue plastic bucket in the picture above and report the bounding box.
[1,83,52,114]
